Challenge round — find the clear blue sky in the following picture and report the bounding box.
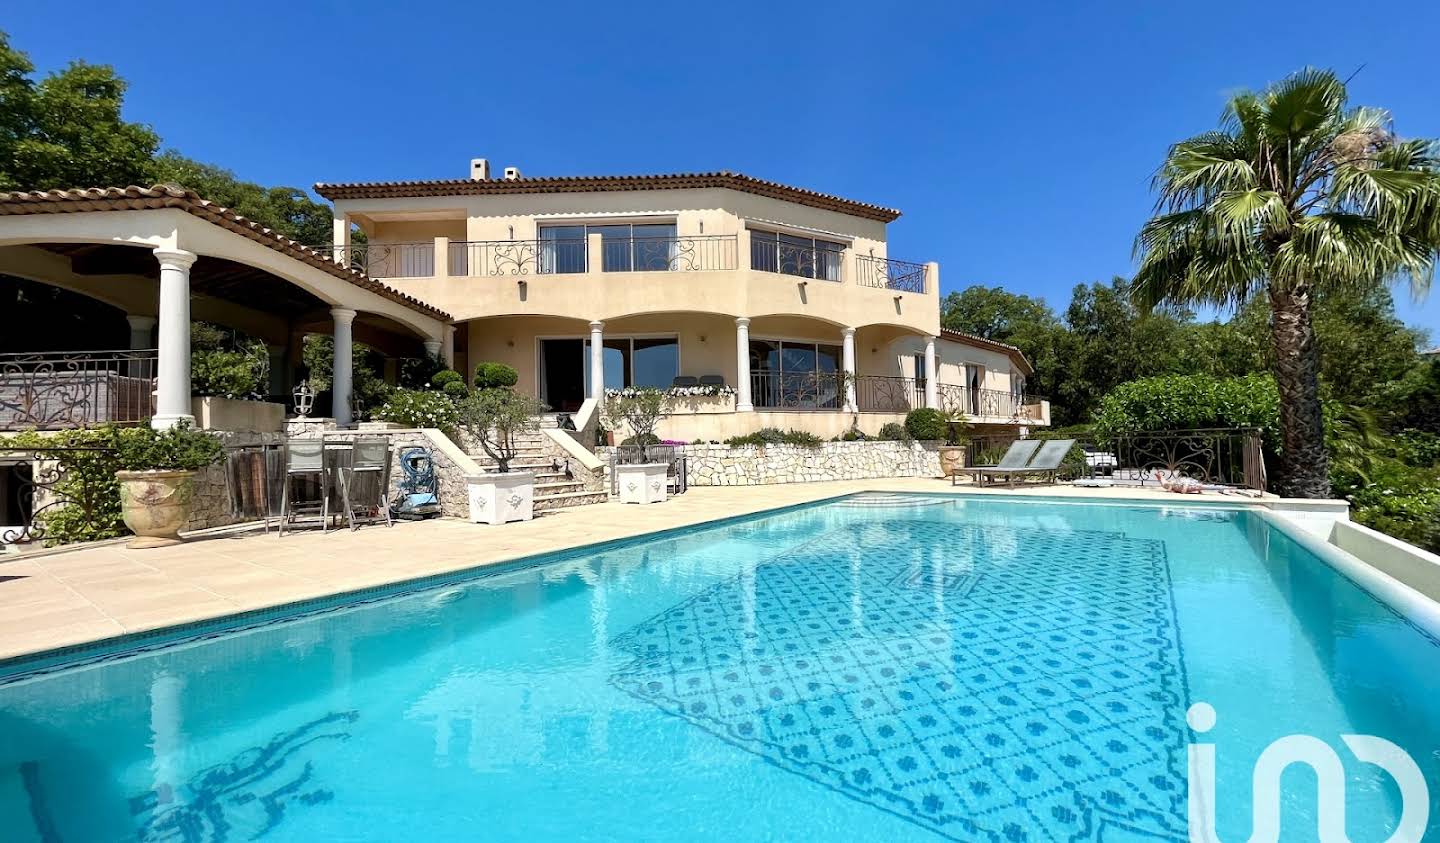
[8,1,1440,339]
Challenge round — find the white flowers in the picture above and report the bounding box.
[605,384,735,398]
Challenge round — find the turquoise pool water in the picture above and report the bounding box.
[1,494,1436,841]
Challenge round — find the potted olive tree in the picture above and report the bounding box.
[115,423,225,548]
[602,387,672,504]
[459,386,545,524]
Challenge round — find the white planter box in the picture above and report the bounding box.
[616,462,668,504]
[191,396,285,433]
[467,471,534,525]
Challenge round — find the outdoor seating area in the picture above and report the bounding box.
[958,438,1075,488]
[230,436,397,535]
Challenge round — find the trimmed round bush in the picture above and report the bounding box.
[441,380,469,400]
[431,369,463,388]
[905,408,948,441]
[473,362,519,390]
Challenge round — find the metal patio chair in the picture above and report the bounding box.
[338,436,393,531]
[279,439,330,535]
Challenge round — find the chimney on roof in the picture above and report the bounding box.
[470,158,490,180]
[503,166,522,180]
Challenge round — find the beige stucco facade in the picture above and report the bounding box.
[324,171,1047,437]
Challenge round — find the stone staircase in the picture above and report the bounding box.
[465,431,608,513]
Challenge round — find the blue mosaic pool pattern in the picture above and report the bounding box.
[611,520,1191,842]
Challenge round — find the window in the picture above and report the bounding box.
[913,353,927,390]
[749,339,843,409]
[749,230,844,281]
[538,222,679,273]
[582,336,680,392]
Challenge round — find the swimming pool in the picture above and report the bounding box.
[1,494,1435,841]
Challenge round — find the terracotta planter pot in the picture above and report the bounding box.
[938,445,967,478]
[116,469,197,548]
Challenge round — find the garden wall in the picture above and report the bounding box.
[598,440,942,486]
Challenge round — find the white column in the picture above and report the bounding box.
[924,335,939,409]
[735,317,753,412]
[126,315,157,350]
[841,327,857,412]
[332,308,357,426]
[588,320,605,400]
[151,248,196,430]
[332,213,350,264]
[442,324,456,367]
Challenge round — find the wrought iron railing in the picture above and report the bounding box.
[750,240,843,281]
[855,255,928,293]
[0,444,118,545]
[855,375,924,412]
[448,239,587,276]
[965,428,1267,490]
[608,445,689,494]
[600,235,737,272]
[938,383,1041,420]
[320,242,436,278]
[1,350,157,430]
[750,371,845,410]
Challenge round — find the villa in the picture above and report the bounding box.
[0,163,1046,443]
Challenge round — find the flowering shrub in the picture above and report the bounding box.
[606,384,735,399]
[372,389,460,432]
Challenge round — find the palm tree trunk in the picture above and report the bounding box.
[1267,283,1331,498]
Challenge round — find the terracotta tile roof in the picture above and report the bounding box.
[314,171,903,223]
[0,185,451,322]
[939,328,1034,375]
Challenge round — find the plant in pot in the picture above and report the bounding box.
[114,423,225,548]
[910,408,968,478]
[458,386,546,524]
[602,387,672,504]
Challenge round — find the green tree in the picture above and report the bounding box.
[1133,68,1440,497]
[940,285,1057,343]
[0,31,157,190]
[148,151,333,244]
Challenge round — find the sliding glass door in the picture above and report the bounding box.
[750,339,842,409]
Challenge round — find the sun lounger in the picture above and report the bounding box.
[955,439,1041,486]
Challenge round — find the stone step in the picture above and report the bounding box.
[534,480,587,494]
[534,490,609,512]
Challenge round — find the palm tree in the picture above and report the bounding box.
[1133,69,1440,497]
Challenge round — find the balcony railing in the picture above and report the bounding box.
[599,235,737,272]
[938,383,1043,420]
[750,240,843,281]
[855,375,924,412]
[856,255,928,294]
[1,350,157,430]
[460,235,738,276]
[750,371,845,410]
[322,242,436,278]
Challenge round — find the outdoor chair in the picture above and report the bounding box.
[278,439,330,535]
[671,376,700,388]
[338,436,393,531]
[698,375,726,387]
[956,439,1041,486]
[967,439,1076,488]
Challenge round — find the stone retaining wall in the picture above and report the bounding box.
[599,441,943,487]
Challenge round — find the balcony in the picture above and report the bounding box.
[319,235,739,279]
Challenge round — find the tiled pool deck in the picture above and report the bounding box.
[0,479,1268,661]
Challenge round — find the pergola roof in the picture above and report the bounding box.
[0,185,451,322]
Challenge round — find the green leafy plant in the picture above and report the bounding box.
[0,423,222,546]
[400,353,449,389]
[878,422,911,442]
[115,422,225,472]
[904,408,949,442]
[372,389,461,432]
[431,369,464,389]
[190,322,269,399]
[601,388,671,455]
[1093,374,1281,443]
[473,362,519,390]
[723,428,823,448]
[459,388,546,472]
